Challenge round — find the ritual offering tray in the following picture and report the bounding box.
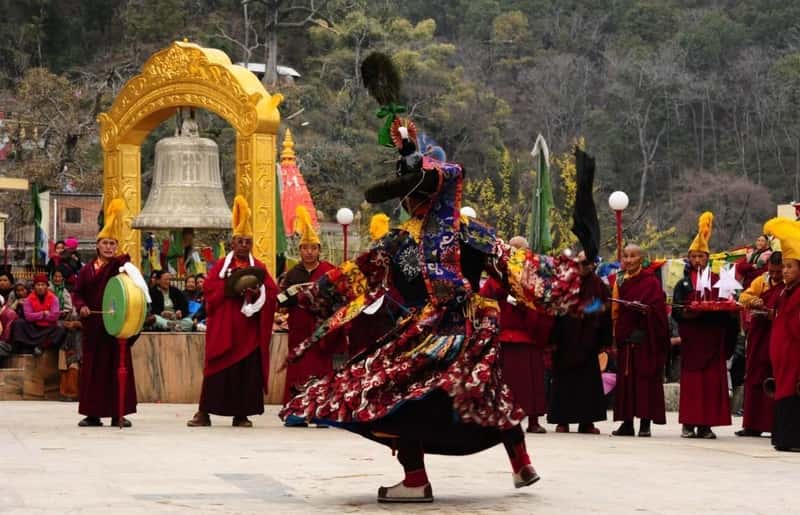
[687,300,740,312]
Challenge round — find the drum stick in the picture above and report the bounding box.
[610,298,649,311]
[88,309,115,315]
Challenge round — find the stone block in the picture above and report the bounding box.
[0,368,24,400]
[266,333,287,405]
[0,350,60,400]
[131,332,288,404]
[132,332,205,404]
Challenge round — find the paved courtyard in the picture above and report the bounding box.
[1,402,797,514]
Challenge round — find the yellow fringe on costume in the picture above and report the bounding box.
[399,217,423,241]
[369,213,391,241]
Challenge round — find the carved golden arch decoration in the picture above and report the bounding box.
[98,41,282,274]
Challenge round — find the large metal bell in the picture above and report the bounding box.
[133,126,231,230]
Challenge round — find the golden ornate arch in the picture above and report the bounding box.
[98,40,282,273]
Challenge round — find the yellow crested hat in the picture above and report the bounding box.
[97,198,125,241]
[369,213,390,241]
[764,217,800,261]
[231,195,253,237]
[688,211,713,254]
[294,206,320,246]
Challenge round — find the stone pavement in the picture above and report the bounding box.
[1,402,797,514]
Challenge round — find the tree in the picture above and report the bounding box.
[606,44,689,217]
[245,0,335,86]
[463,146,525,238]
[12,67,102,191]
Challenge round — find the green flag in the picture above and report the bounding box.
[31,183,45,266]
[166,229,183,272]
[275,166,287,257]
[527,134,554,253]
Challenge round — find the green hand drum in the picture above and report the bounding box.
[102,273,147,339]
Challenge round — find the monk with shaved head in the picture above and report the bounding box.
[611,244,669,437]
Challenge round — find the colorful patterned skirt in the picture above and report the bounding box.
[279,295,526,455]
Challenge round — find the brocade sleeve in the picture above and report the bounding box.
[489,239,581,315]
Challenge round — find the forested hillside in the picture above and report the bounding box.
[2,0,799,256]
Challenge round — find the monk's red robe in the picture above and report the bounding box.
[673,270,735,427]
[742,283,781,433]
[480,277,550,418]
[547,273,610,425]
[73,255,138,418]
[770,280,800,449]
[200,256,277,416]
[281,261,341,402]
[771,282,800,400]
[613,269,669,424]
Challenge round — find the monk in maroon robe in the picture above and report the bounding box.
[280,238,341,409]
[768,242,800,451]
[73,235,138,427]
[612,245,669,437]
[187,228,277,428]
[547,252,611,434]
[481,273,551,433]
[736,252,783,437]
[672,253,737,439]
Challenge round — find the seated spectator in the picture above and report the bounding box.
[148,270,159,289]
[61,238,83,289]
[8,281,30,318]
[0,293,18,359]
[0,269,13,300]
[182,275,200,301]
[191,302,206,332]
[195,273,206,294]
[146,271,193,331]
[50,270,74,316]
[11,273,66,356]
[735,234,773,289]
[46,240,67,278]
[189,274,206,332]
[51,269,82,399]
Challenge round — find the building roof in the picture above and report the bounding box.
[236,62,301,78]
[50,191,102,198]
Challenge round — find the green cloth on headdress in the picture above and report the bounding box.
[376,102,406,147]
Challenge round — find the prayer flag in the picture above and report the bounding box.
[527,134,554,253]
[31,183,48,266]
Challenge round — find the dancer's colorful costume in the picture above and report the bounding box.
[279,52,596,503]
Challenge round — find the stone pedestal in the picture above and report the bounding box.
[131,332,206,403]
[266,332,287,404]
[131,332,288,404]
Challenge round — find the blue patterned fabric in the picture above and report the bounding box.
[420,161,471,307]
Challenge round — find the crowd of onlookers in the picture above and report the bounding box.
[144,270,206,332]
[0,240,210,400]
[0,230,792,452]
